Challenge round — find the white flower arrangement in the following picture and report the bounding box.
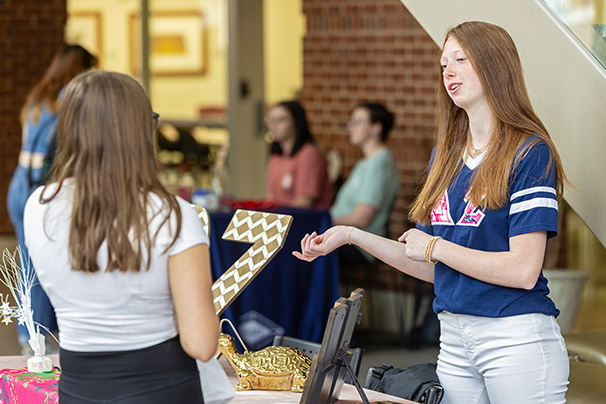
[0,246,54,372]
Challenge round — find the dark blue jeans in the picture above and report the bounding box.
[7,165,57,346]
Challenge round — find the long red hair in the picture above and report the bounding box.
[410,21,567,225]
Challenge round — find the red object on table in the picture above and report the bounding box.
[228,200,279,211]
[0,367,59,404]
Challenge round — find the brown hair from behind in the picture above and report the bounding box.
[42,70,182,273]
[410,21,568,224]
[21,44,98,125]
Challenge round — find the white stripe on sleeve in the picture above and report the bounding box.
[509,197,558,215]
[510,186,556,201]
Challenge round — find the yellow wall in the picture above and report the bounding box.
[67,0,228,120]
[264,0,304,104]
[67,0,303,119]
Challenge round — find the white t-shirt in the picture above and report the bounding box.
[23,181,209,352]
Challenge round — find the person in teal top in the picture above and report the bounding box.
[330,102,400,263]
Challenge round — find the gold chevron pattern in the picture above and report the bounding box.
[191,204,211,237]
[212,209,293,315]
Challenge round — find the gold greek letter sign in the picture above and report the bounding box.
[193,206,293,315]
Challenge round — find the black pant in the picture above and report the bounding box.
[59,336,204,404]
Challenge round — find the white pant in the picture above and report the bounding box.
[437,312,569,404]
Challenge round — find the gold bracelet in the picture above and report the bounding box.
[347,226,355,245]
[424,236,442,264]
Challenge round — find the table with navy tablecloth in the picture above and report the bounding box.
[208,207,340,349]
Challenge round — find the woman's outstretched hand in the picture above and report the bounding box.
[398,228,433,262]
[292,226,348,262]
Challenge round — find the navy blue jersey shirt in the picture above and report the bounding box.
[418,137,559,318]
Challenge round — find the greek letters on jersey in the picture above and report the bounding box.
[432,189,486,227]
[457,190,486,226]
[430,191,455,225]
[418,137,560,318]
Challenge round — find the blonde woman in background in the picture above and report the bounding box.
[7,44,97,353]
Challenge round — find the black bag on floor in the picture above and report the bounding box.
[365,363,444,404]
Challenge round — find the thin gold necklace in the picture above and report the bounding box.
[467,136,489,158]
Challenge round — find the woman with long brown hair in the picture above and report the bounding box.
[7,44,97,353]
[294,21,569,403]
[23,70,219,403]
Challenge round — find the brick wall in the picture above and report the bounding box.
[0,0,66,234]
[301,0,440,238]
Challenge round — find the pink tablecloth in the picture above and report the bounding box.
[0,367,60,404]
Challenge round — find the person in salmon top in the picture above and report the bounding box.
[266,100,334,209]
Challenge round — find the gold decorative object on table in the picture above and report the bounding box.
[218,319,312,392]
[192,207,302,393]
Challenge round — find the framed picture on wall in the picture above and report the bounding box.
[65,12,103,66]
[130,11,207,76]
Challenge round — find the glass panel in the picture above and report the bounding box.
[65,0,230,206]
[148,0,230,205]
[542,0,606,69]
